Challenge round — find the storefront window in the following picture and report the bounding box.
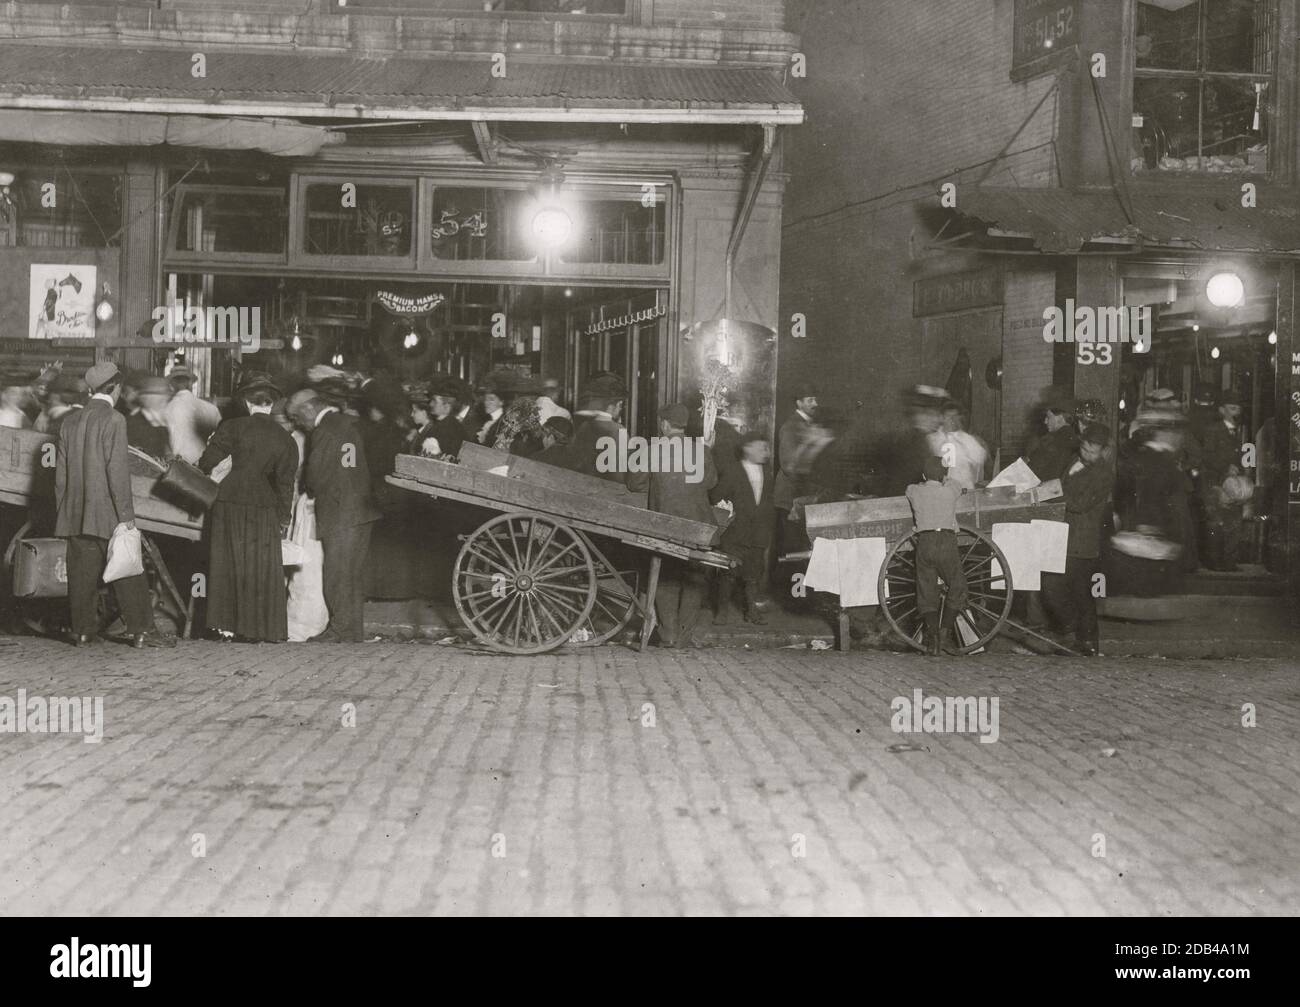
[560,195,665,266]
[6,171,121,248]
[331,1,630,15]
[428,186,535,262]
[302,182,413,258]
[169,187,287,257]
[1132,0,1275,175]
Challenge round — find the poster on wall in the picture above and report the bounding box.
[29,263,97,340]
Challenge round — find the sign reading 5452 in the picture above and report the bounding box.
[1013,0,1078,74]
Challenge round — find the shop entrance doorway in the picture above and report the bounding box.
[1119,262,1282,580]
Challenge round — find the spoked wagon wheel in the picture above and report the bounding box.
[570,556,639,647]
[453,513,597,655]
[877,525,1014,654]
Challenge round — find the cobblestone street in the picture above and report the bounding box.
[0,637,1296,916]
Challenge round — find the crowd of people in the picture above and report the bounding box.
[0,359,1269,653]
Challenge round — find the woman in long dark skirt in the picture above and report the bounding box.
[198,373,298,642]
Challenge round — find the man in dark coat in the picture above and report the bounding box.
[288,389,382,642]
[536,373,648,492]
[648,403,718,647]
[710,431,775,624]
[1026,387,1079,483]
[1198,393,1248,570]
[55,361,174,648]
[1042,423,1114,655]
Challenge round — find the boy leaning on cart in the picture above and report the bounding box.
[905,455,971,656]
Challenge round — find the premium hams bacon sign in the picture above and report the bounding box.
[377,291,446,318]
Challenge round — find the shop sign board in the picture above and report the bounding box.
[1011,0,1079,80]
[28,263,96,340]
[913,269,1003,317]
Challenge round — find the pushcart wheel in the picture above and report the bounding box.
[877,526,1013,654]
[571,558,639,647]
[453,513,596,655]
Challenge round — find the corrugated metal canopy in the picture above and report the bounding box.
[956,186,1300,254]
[0,43,803,125]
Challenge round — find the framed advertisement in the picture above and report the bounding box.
[29,263,97,340]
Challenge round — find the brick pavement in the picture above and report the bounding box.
[0,636,1296,916]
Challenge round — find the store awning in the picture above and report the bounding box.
[0,109,342,157]
[0,43,803,126]
[955,186,1300,255]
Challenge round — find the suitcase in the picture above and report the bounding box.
[12,537,69,598]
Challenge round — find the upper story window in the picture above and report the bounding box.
[1132,0,1276,176]
[0,171,122,249]
[333,1,630,16]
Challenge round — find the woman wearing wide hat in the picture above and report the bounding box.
[198,371,299,641]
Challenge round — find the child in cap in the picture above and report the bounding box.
[905,454,969,655]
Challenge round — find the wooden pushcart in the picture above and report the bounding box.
[801,481,1068,653]
[0,426,201,639]
[387,444,734,655]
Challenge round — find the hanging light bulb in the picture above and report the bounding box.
[1268,330,1277,345]
[402,321,420,350]
[291,333,302,352]
[1211,346,1221,359]
[94,282,114,323]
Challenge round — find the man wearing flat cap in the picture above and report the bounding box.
[55,362,174,648]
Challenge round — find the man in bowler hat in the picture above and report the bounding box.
[287,389,382,642]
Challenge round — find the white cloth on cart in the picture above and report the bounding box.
[803,536,887,607]
[1032,519,1070,574]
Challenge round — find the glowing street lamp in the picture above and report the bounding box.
[1205,271,1245,308]
[529,163,575,253]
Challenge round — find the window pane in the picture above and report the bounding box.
[1205,0,1273,73]
[12,172,121,248]
[428,187,535,262]
[1202,77,1267,168]
[1136,0,1201,71]
[304,183,412,257]
[174,189,286,255]
[561,196,665,266]
[502,1,627,12]
[1132,77,1267,172]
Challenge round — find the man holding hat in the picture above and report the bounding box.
[55,361,174,648]
[163,364,221,464]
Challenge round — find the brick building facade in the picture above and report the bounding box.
[781,0,1300,591]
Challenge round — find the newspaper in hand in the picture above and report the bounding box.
[987,457,1041,494]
